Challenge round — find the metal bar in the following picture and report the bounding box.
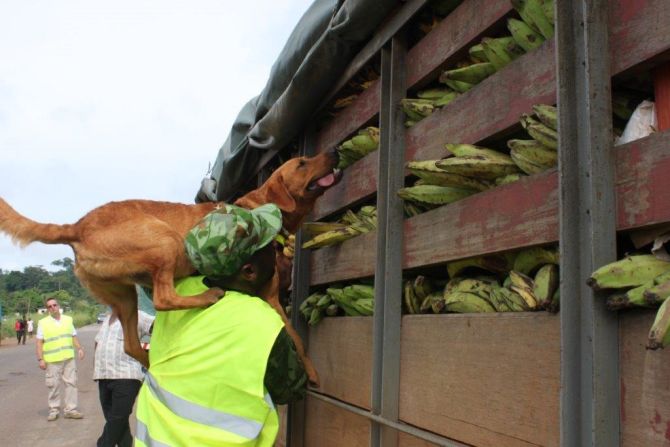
[371,32,407,447]
[318,0,428,111]
[286,125,317,447]
[556,0,619,446]
[307,391,468,447]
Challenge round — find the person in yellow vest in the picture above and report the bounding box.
[135,203,307,447]
[36,297,85,421]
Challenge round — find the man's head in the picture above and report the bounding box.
[45,297,60,318]
[185,203,282,294]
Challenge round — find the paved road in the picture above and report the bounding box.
[0,324,136,447]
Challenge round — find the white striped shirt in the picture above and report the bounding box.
[93,311,154,381]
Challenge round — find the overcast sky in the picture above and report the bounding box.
[0,0,313,272]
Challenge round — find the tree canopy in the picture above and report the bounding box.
[0,258,97,316]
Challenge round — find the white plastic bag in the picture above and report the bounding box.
[615,99,657,146]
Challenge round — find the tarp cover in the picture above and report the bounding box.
[195,0,398,203]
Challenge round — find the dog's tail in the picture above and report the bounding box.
[0,198,78,247]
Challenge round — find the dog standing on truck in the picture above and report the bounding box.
[0,150,342,386]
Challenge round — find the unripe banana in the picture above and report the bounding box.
[520,114,558,149]
[308,307,323,326]
[413,275,433,301]
[439,62,497,85]
[444,143,514,163]
[644,276,670,305]
[446,252,516,278]
[495,173,524,186]
[444,291,496,313]
[325,303,340,317]
[507,139,557,168]
[441,78,475,93]
[507,18,544,52]
[433,91,459,107]
[406,160,491,191]
[435,156,521,180]
[587,255,670,291]
[498,287,530,311]
[468,43,489,63]
[513,245,559,275]
[532,104,558,131]
[606,282,654,310]
[533,263,559,309]
[327,287,363,316]
[397,184,475,205]
[647,296,670,349]
[404,280,420,314]
[525,0,554,39]
[302,221,349,236]
[481,37,521,70]
[509,270,539,309]
[510,146,548,175]
[417,87,454,100]
[301,226,359,249]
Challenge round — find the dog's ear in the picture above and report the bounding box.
[265,176,297,213]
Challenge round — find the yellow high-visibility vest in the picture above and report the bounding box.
[136,276,284,447]
[39,315,75,363]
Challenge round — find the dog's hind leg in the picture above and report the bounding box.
[260,270,320,387]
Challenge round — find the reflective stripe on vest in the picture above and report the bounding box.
[136,277,284,446]
[40,315,75,363]
[144,371,266,439]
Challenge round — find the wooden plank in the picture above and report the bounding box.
[406,0,512,88]
[398,432,442,447]
[620,309,670,447]
[653,63,670,131]
[399,313,560,447]
[610,0,670,75]
[310,230,377,286]
[615,130,670,230]
[306,317,373,409]
[314,81,381,155]
[304,395,371,447]
[407,39,556,162]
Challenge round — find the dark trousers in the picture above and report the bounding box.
[16,330,25,344]
[97,379,142,447]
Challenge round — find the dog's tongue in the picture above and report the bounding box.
[316,173,336,188]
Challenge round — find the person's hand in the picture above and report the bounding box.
[77,348,85,360]
[38,359,46,370]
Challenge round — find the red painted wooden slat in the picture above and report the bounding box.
[309,130,670,285]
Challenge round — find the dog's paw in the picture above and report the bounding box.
[204,287,225,305]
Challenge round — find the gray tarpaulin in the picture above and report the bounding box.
[195,0,398,203]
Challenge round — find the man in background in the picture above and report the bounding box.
[36,297,85,421]
[94,308,154,447]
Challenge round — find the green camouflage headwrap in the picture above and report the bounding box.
[185,203,282,278]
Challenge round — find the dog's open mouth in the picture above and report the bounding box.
[307,168,343,192]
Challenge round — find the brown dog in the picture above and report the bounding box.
[0,150,342,386]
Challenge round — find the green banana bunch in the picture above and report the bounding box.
[533,263,559,309]
[499,287,532,311]
[532,104,558,130]
[647,296,670,349]
[512,245,559,275]
[397,184,476,205]
[337,126,380,169]
[507,139,557,171]
[446,252,516,278]
[401,98,436,121]
[487,287,513,312]
[420,292,446,314]
[495,173,525,186]
[416,88,459,108]
[326,303,340,317]
[587,255,670,291]
[468,43,488,63]
[435,156,521,180]
[512,0,554,40]
[520,114,558,149]
[403,201,437,218]
[507,18,544,52]
[508,270,539,309]
[441,78,475,93]
[406,160,491,191]
[542,0,555,25]
[404,280,421,314]
[644,275,670,305]
[439,62,497,85]
[480,36,524,70]
[326,285,375,317]
[444,291,496,313]
[301,226,360,249]
[606,282,654,310]
[301,221,349,237]
[510,145,549,175]
[444,143,513,162]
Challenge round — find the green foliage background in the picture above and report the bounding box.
[0,257,103,338]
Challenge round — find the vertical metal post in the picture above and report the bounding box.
[287,126,316,447]
[556,1,620,445]
[371,33,407,447]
